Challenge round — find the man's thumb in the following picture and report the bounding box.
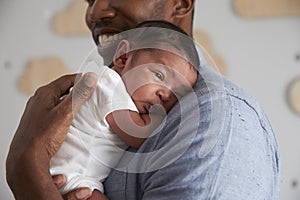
[67,72,98,114]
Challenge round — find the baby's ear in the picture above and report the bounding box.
[113,40,131,70]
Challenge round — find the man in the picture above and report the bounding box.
[6,0,281,199]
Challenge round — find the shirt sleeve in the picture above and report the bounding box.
[85,67,138,128]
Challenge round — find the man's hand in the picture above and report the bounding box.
[6,73,98,200]
[53,175,108,200]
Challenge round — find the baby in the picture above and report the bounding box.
[50,20,200,194]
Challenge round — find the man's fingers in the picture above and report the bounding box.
[88,190,109,200]
[52,174,66,189]
[39,74,79,100]
[60,72,98,115]
[71,72,98,113]
[39,72,98,158]
[62,188,108,200]
[62,188,92,200]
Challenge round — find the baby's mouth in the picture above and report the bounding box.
[148,104,167,116]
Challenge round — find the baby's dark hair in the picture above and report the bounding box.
[129,20,200,70]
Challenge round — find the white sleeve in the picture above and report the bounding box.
[74,66,138,130]
[97,67,138,124]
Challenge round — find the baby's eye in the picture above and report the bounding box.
[153,71,164,81]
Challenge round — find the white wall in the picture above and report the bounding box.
[1,0,299,199]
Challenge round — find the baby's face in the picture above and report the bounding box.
[120,50,197,114]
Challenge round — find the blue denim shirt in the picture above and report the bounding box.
[103,63,281,199]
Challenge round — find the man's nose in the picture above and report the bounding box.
[88,0,116,22]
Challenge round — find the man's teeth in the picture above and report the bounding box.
[99,35,113,43]
[98,34,123,44]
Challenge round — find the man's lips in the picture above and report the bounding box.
[98,34,125,46]
[93,28,122,46]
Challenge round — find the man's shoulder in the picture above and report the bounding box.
[194,65,267,118]
[140,65,277,159]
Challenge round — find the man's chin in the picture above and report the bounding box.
[97,44,118,66]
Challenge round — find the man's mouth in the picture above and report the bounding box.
[98,33,125,46]
[99,34,114,44]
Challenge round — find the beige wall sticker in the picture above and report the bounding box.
[193,29,226,75]
[53,0,90,36]
[19,57,71,95]
[234,0,300,18]
[287,76,300,116]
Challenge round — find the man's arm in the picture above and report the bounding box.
[106,110,164,148]
[6,73,101,200]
